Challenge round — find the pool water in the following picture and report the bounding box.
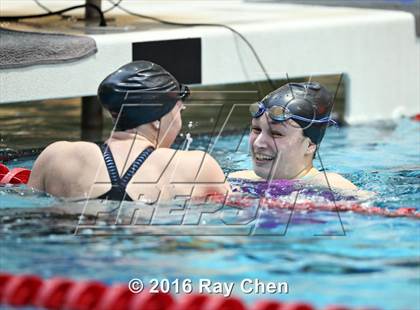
[1,118,419,309]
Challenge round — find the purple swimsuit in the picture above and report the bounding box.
[229,178,355,201]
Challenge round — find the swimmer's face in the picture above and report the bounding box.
[158,100,184,147]
[249,114,316,179]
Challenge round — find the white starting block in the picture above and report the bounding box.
[0,0,418,123]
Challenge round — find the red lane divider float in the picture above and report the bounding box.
[0,273,378,310]
[2,274,43,307]
[412,113,420,122]
[1,163,418,219]
[35,277,75,309]
[208,195,419,220]
[0,163,31,185]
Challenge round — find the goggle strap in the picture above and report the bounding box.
[291,115,337,126]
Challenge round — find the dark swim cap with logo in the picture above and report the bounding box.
[98,61,189,131]
[261,82,334,144]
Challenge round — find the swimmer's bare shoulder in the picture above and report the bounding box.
[28,141,103,194]
[166,150,231,196]
[228,170,262,181]
[307,172,374,200]
[28,141,68,191]
[308,172,357,190]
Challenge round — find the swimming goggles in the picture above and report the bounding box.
[249,102,337,126]
[179,85,190,100]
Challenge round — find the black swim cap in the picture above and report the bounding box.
[98,61,188,131]
[261,82,334,145]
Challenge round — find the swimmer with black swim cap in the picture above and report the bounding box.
[230,82,359,192]
[28,61,230,201]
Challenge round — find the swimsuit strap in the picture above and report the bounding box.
[120,146,154,186]
[101,144,120,184]
[99,144,155,201]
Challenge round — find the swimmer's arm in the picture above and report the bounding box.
[228,170,262,181]
[192,152,231,197]
[339,188,376,201]
[27,159,45,191]
[27,141,67,192]
[27,144,56,191]
[309,172,357,191]
[310,172,375,200]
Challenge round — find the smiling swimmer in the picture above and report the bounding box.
[28,61,230,201]
[229,82,363,194]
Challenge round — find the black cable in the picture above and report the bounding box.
[103,0,124,14]
[33,0,52,13]
[106,0,276,91]
[0,4,107,27]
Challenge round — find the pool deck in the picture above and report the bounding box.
[0,0,419,123]
[247,0,420,35]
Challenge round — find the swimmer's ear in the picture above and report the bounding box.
[305,138,317,156]
[152,120,160,130]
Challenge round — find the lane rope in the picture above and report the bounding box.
[208,195,419,220]
[0,272,375,310]
[0,163,31,185]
